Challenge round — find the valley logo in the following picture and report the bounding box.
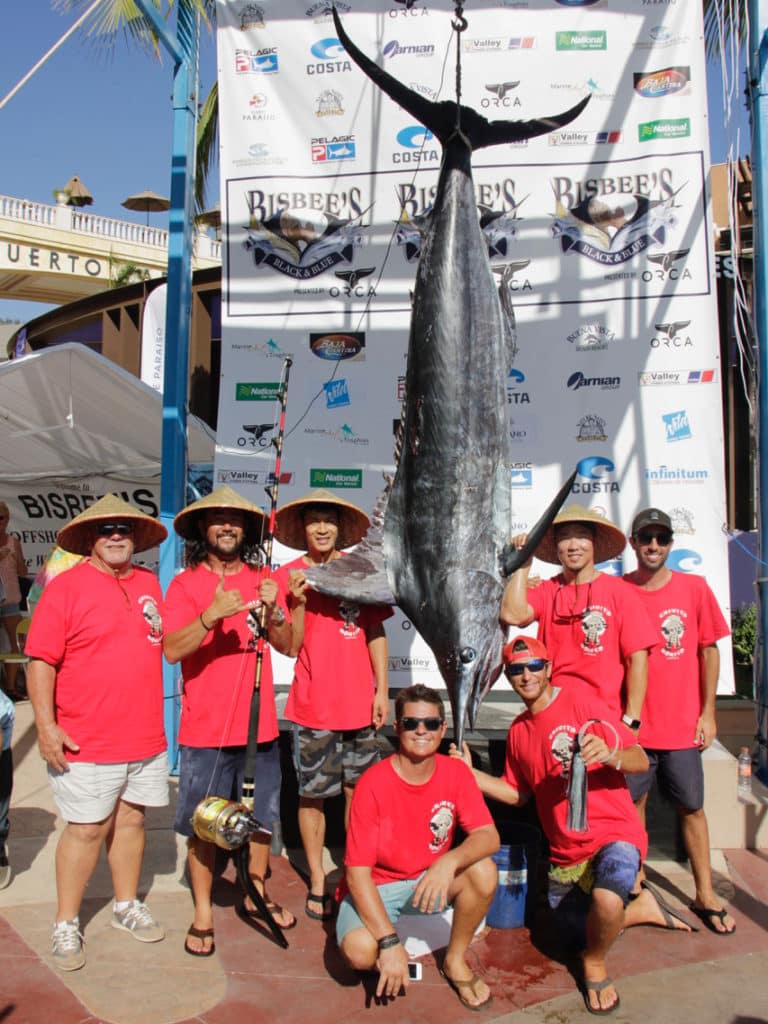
[551,177,685,266]
[243,207,367,281]
[576,413,608,442]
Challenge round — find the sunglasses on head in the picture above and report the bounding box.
[398,716,444,732]
[504,658,547,678]
[635,530,672,545]
[96,523,134,537]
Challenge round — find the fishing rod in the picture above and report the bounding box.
[191,356,293,950]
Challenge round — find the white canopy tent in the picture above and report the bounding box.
[0,344,214,574]
[0,343,213,482]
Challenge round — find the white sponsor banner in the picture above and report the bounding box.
[140,283,167,393]
[215,0,732,692]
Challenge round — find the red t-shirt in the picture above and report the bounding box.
[26,560,166,763]
[528,572,656,713]
[274,555,393,730]
[344,754,495,885]
[502,683,647,866]
[622,571,730,749]
[163,563,279,746]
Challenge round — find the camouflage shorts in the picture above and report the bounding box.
[292,724,381,799]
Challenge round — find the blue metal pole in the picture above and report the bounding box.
[133,0,199,771]
[748,0,768,783]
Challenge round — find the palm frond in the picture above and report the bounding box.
[195,80,218,215]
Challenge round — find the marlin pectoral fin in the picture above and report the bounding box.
[332,7,589,149]
[303,527,396,605]
[499,468,578,576]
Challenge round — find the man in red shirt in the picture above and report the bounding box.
[26,495,169,972]
[163,486,297,956]
[274,490,391,922]
[454,636,693,1016]
[624,507,735,935]
[501,504,655,728]
[338,684,499,1011]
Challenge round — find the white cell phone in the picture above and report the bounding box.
[408,962,422,981]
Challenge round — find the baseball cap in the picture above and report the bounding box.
[631,508,673,536]
[502,635,549,665]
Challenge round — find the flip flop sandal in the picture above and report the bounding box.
[237,898,297,930]
[305,892,334,921]
[184,925,215,957]
[641,880,699,932]
[689,903,736,935]
[582,977,620,1016]
[439,969,494,1012]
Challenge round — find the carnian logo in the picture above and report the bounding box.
[567,372,620,391]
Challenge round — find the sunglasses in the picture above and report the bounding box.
[398,716,444,732]
[635,530,672,545]
[96,523,134,537]
[504,659,547,678]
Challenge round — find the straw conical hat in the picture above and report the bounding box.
[57,494,167,556]
[173,484,267,542]
[535,503,626,565]
[274,489,369,550]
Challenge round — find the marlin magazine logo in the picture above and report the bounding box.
[310,468,363,488]
[305,422,370,446]
[633,67,691,98]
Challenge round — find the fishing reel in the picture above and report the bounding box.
[192,796,271,851]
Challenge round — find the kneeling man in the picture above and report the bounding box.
[337,684,499,1011]
[454,636,692,1016]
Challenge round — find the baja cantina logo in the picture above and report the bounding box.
[309,332,366,360]
[551,168,682,265]
[633,67,691,97]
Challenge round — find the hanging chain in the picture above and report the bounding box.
[452,0,467,129]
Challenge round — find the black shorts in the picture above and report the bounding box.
[626,747,704,811]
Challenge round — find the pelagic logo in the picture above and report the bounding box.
[235,381,281,400]
[311,135,356,162]
[310,468,363,488]
[634,67,691,97]
[235,48,278,74]
[556,30,606,49]
[639,118,691,141]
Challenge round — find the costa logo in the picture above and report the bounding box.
[667,548,702,573]
[396,125,434,148]
[309,332,365,360]
[576,455,614,480]
[310,37,345,60]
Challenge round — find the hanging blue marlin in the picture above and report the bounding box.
[304,8,586,744]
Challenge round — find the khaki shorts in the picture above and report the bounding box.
[48,751,169,823]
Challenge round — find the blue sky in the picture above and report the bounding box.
[0,2,750,326]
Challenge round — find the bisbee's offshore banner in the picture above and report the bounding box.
[214,0,733,691]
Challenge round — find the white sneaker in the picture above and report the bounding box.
[52,919,85,971]
[111,900,165,943]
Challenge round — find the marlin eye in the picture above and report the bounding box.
[460,647,476,664]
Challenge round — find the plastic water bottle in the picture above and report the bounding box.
[737,747,752,801]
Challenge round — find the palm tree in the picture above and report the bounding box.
[54,0,218,213]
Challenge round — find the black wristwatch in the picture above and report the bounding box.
[621,713,641,729]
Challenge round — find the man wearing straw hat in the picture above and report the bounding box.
[26,494,169,972]
[163,485,297,956]
[453,636,692,1016]
[501,504,655,728]
[273,490,392,922]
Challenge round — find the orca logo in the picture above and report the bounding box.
[396,125,434,148]
[311,37,345,59]
[576,456,614,480]
[667,548,702,573]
